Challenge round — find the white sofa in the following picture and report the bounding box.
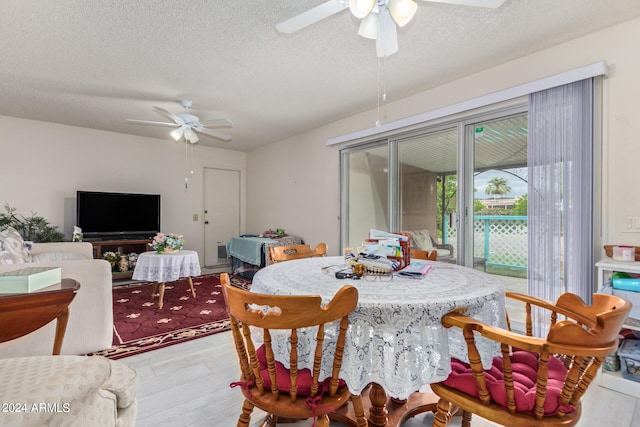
[0,242,113,358]
[0,355,138,426]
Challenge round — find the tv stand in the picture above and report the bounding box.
[90,239,151,280]
[87,235,152,241]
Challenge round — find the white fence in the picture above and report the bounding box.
[446,215,528,269]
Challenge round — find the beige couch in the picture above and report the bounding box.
[0,355,138,426]
[0,242,113,358]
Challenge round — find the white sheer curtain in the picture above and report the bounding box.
[528,79,594,337]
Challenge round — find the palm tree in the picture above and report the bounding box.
[485,177,511,199]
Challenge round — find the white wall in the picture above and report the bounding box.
[246,17,640,257]
[0,116,246,259]
[246,125,342,253]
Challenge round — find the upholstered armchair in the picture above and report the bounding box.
[0,355,139,426]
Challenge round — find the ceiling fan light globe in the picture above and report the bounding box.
[184,127,199,143]
[387,0,417,27]
[349,0,376,18]
[170,127,184,141]
[376,7,398,57]
[358,11,379,39]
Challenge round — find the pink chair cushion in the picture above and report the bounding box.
[256,345,344,397]
[443,350,575,416]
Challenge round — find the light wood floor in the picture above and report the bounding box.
[117,268,640,426]
[121,329,640,427]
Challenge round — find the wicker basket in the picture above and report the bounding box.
[364,231,411,271]
[604,245,640,261]
[347,258,393,274]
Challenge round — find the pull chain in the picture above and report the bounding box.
[184,141,194,192]
[376,55,387,127]
[184,141,189,191]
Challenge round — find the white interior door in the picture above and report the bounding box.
[204,168,240,267]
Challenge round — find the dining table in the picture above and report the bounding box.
[250,255,507,427]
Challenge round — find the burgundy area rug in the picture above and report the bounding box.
[89,273,251,360]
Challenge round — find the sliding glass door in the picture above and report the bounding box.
[340,106,528,274]
[467,114,529,309]
[397,127,458,259]
[340,87,598,333]
[341,142,390,248]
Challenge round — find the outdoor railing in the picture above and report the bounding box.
[445,215,528,270]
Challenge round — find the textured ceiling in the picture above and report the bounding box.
[2,0,640,152]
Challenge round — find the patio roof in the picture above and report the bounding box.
[398,114,528,175]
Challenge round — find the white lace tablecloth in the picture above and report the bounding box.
[251,256,507,400]
[132,250,201,282]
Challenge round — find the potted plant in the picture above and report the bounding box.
[0,204,64,242]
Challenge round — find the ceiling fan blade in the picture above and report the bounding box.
[422,0,507,8]
[152,106,185,125]
[197,128,232,142]
[276,0,348,34]
[197,118,234,128]
[126,119,180,127]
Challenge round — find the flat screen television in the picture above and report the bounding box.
[76,191,161,240]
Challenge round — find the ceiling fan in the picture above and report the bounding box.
[127,100,233,143]
[276,0,507,57]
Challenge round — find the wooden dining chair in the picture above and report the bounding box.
[410,248,438,261]
[430,291,631,427]
[220,273,367,427]
[268,242,327,263]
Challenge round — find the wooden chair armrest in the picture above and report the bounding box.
[506,292,595,327]
[443,311,545,352]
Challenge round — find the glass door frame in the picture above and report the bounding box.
[339,102,528,267]
[339,139,391,251]
[390,122,461,256]
[460,106,528,268]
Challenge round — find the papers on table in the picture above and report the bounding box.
[369,229,409,241]
[396,260,434,279]
[364,229,408,258]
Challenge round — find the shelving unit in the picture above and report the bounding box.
[89,239,151,280]
[597,257,640,397]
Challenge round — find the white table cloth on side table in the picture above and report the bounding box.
[251,256,507,427]
[132,250,201,309]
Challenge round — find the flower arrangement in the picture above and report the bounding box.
[150,232,184,254]
[128,253,138,269]
[103,251,121,269]
[263,228,286,238]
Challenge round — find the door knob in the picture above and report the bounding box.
[204,221,209,225]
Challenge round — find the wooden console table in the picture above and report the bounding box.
[89,239,151,279]
[0,279,80,355]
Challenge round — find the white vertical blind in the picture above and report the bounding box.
[528,79,594,336]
